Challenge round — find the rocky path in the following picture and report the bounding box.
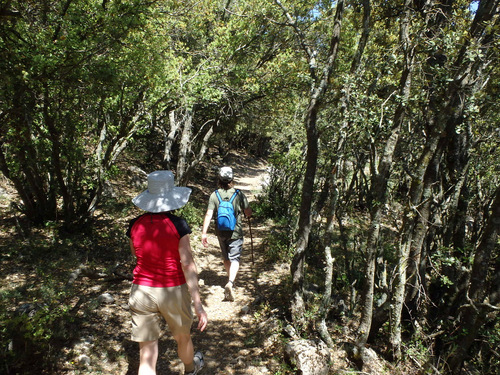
[189,159,275,374]
[183,157,286,375]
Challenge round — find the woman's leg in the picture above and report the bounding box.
[138,340,158,375]
[174,333,195,372]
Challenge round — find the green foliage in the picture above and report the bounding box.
[430,246,472,287]
[259,145,304,221]
[176,202,204,229]
[473,319,500,374]
[263,228,294,262]
[0,0,170,226]
[403,336,432,366]
[0,280,76,373]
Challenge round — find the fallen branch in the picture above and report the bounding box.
[67,264,133,285]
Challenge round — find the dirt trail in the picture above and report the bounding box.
[184,157,285,375]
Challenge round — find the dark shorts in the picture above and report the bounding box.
[217,236,244,262]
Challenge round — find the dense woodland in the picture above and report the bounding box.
[1,0,499,374]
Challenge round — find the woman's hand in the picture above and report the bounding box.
[195,305,208,332]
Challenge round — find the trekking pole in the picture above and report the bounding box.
[247,216,255,266]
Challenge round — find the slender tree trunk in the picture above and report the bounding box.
[441,124,472,251]
[446,185,500,373]
[357,123,401,347]
[385,1,417,359]
[163,109,181,169]
[283,0,345,325]
[179,117,216,185]
[390,135,442,358]
[317,244,335,348]
[315,4,370,334]
[43,83,74,221]
[88,89,146,223]
[349,0,371,75]
[176,108,193,181]
[291,103,319,323]
[357,0,413,351]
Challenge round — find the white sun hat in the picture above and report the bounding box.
[132,171,191,212]
[219,166,233,182]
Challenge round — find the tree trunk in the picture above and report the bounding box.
[291,102,319,324]
[1,82,57,223]
[163,109,182,169]
[442,125,472,250]
[282,0,345,325]
[446,185,500,373]
[357,123,401,348]
[357,0,413,351]
[317,244,335,348]
[176,108,193,182]
[180,119,215,185]
[161,106,216,185]
[390,135,442,358]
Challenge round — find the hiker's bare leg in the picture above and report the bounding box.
[139,340,158,375]
[174,333,195,372]
[224,259,239,283]
[223,259,230,277]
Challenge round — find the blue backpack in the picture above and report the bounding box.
[215,189,239,231]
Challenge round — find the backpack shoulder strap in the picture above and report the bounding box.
[215,189,223,203]
[229,189,240,203]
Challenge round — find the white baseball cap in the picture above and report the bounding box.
[219,166,233,182]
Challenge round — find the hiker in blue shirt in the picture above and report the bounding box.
[201,166,252,301]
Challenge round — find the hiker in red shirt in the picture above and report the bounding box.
[127,171,207,375]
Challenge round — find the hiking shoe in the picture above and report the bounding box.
[224,281,234,301]
[185,351,204,375]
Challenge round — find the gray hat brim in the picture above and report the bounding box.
[132,187,191,212]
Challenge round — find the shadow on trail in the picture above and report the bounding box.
[199,268,227,289]
[193,222,289,374]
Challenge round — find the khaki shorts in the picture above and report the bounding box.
[128,283,193,342]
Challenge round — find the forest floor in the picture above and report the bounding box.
[0,152,299,374]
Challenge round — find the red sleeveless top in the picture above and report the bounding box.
[129,213,188,287]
